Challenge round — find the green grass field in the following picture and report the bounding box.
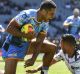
[0,55,72,74]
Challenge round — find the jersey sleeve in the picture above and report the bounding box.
[14,11,29,26]
[53,50,63,61]
[40,23,49,33]
[64,17,72,23]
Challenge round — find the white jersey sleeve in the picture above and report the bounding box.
[64,15,73,23]
[53,50,64,61]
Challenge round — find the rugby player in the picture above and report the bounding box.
[2,0,57,74]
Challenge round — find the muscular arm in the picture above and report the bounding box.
[31,31,46,62]
[6,19,35,39]
[24,32,46,67]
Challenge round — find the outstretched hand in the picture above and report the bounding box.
[24,59,35,68]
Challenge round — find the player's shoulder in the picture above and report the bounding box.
[21,9,37,17]
[67,15,74,19]
[14,9,37,23]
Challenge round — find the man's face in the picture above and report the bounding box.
[74,13,79,18]
[41,8,56,21]
[73,9,79,18]
[46,8,56,20]
[61,40,72,54]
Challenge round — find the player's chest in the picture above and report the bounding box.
[65,54,80,69]
[29,18,45,32]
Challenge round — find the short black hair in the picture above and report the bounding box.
[62,34,76,45]
[40,0,56,10]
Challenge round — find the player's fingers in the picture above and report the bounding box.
[24,62,32,68]
[24,64,27,68]
[24,63,30,68]
[26,70,38,73]
[26,70,33,73]
[24,61,30,68]
[24,64,30,68]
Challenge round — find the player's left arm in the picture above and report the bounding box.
[31,31,47,62]
[31,24,48,62]
[24,24,49,67]
[36,31,47,45]
[24,31,47,68]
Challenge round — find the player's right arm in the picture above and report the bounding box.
[6,19,26,37]
[6,12,35,40]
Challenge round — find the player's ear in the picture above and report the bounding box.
[40,9,47,14]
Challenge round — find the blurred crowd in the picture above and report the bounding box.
[0,0,80,48]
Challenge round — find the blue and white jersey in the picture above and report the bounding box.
[54,49,80,74]
[64,15,80,36]
[14,9,49,35]
[5,9,49,45]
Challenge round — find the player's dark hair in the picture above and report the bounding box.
[40,0,56,10]
[62,34,76,46]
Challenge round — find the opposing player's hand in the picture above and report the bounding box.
[24,58,35,68]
